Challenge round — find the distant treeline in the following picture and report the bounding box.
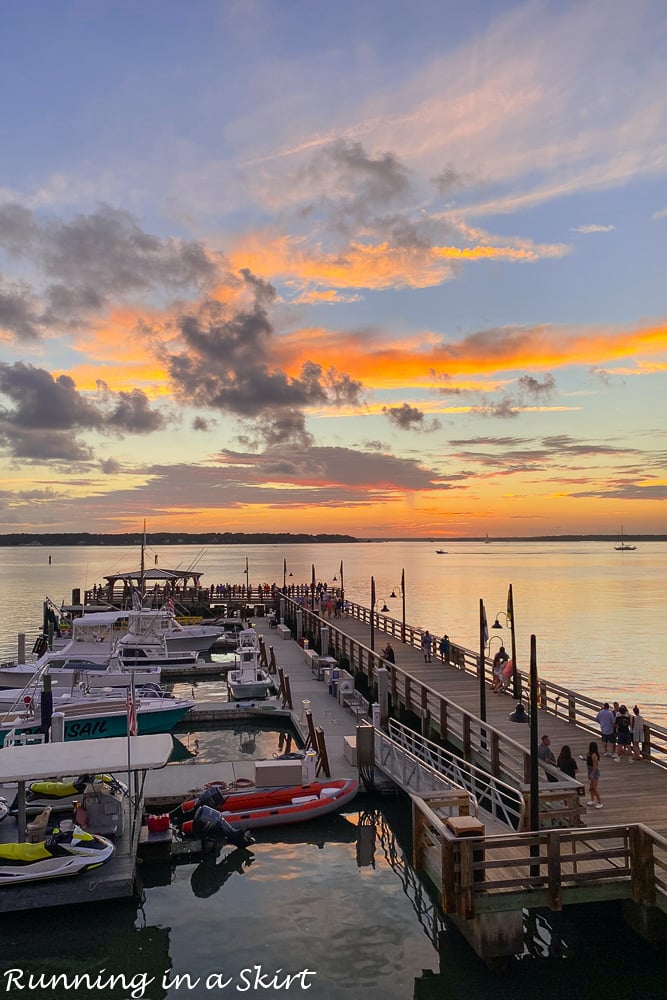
[0,532,358,547]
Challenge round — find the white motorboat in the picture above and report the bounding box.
[226,629,275,700]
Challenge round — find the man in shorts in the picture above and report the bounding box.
[595,702,616,756]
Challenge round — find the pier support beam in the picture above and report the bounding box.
[623,900,667,943]
[295,609,303,642]
[450,911,524,963]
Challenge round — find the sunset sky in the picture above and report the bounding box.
[1,0,666,537]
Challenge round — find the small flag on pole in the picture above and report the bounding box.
[126,687,138,737]
[481,601,489,645]
[506,585,513,626]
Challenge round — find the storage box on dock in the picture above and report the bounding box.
[254,759,303,787]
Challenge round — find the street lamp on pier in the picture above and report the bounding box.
[509,634,540,873]
[491,583,520,699]
[389,568,406,642]
[479,598,488,724]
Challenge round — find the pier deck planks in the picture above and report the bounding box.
[333,615,667,838]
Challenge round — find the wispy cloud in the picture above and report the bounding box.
[571,224,615,233]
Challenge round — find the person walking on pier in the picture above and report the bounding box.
[421,630,433,662]
[586,742,603,808]
[381,642,395,665]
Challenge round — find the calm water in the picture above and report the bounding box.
[2,541,666,723]
[1,542,666,998]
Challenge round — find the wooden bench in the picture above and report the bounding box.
[342,691,369,721]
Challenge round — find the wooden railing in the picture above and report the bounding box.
[296,597,667,771]
[284,597,582,827]
[412,795,667,919]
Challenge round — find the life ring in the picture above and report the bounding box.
[231,778,255,789]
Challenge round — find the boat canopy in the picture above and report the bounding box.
[0,734,173,783]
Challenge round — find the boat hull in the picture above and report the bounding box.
[0,703,192,746]
[197,779,359,829]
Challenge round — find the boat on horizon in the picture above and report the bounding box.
[615,527,637,551]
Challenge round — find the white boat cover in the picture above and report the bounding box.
[0,734,173,783]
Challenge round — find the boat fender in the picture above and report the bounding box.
[183,806,254,848]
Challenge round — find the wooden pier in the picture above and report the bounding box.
[279,594,667,959]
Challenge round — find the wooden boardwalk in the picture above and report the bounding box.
[318,611,667,838]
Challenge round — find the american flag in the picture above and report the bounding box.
[126,686,138,737]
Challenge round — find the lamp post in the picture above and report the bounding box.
[479,598,488,724]
[339,560,345,610]
[491,584,520,699]
[311,564,316,612]
[508,633,540,875]
[283,558,287,591]
[389,569,406,642]
[370,576,376,651]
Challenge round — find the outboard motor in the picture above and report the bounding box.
[182,805,254,848]
[180,786,228,814]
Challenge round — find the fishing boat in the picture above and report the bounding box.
[0,824,115,885]
[0,687,194,747]
[615,527,637,551]
[226,629,275,700]
[179,778,359,831]
[435,549,447,554]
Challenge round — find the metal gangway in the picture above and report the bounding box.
[376,719,527,831]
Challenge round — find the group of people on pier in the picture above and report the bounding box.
[537,701,646,812]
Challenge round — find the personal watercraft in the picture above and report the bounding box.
[0,826,114,885]
[7,773,127,816]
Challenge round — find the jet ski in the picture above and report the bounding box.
[7,773,127,816]
[0,826,114,885]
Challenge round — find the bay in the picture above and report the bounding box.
[2,540,665,724]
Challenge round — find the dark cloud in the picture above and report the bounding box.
[100,458,121,474]
[0,203,222,338]
[167,270,364,442]
[0,278,42,340]
[517,374,556,398]
[192,416,210,431]
[382,403,441,432]
[103,388,165,433]
[432,163,473,194]
[0,363,165,461]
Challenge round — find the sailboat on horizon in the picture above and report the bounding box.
[615,527,637,551]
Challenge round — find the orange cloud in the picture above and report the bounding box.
[228,232,568,293]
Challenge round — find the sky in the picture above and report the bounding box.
[0,0,666,538]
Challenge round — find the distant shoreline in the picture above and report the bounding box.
[0,532,663,546]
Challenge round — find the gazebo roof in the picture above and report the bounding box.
[103,568,203,584]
